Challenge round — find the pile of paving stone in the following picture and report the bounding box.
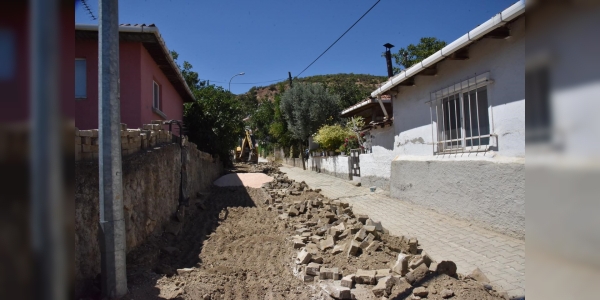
[261,173,505,300]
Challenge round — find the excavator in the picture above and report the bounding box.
[234,127,258,163]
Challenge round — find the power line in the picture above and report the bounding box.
[199,78,287,85]
[80,0,97,20]
[294,0,381,79]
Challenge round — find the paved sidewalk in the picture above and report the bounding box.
[280,166,525,298]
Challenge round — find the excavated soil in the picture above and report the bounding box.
[82,162,507,300]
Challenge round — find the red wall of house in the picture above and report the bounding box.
[75,41,142,130]
[139,45,184,131]
[75,39,184,131]
[0,2,74,123]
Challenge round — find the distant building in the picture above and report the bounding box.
[75,24,194,130]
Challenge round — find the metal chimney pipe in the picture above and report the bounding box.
[384,43,395,78]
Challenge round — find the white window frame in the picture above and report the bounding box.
[75,58,87,99]
[153,81,160,110]
[428,72,495,154]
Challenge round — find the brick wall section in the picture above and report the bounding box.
[75,135,223,296]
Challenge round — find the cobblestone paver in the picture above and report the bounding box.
[280,166,525,298]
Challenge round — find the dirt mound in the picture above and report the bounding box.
[80,163,507,300]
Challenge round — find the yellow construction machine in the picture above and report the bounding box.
[235,127,258,163]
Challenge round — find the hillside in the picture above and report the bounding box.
[243,73,387,103]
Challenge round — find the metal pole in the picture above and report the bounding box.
[30,0,66,299]
[98,0,127,298]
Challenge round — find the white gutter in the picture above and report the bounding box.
[75,24,195,102]
[341,98,391,115]
[370,1,525,98]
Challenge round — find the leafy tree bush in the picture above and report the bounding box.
[313,124,350,151]
[280,83,340,167]
[391,37,447,74]
[172,50,245,165]
[184,85,244,165]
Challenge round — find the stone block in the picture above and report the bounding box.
[332,243,345,255]
[288,207,299,216]
[347,240,361,256]
[372,276,395,297]
[375,269,391,280]
[467,267,490,283]
[311,235,323,244]
[341,274,355,288]
[357,214,369,224]
[413,287,428,298]
[306,262,321,276]
[364,225,376,233]
[319,236,335,251]
[301,272,314,282]
[320,282,352,300]
[305,243,319,254]
[311,256,323,264]
[409,256,424,270]
[296,248,312,265]
[293,240,306,249]
[408,238,419,254]
[79,130,93,137]
[355,269,377,285]
[393,253,410,276]
[365,241,381,252]
[354,228,367,241]
[405,264,429,285]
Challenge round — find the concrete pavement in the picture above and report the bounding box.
[279,166,525,298]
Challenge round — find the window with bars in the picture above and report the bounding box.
[429,73,493,154]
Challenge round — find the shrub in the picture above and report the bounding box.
[313,124,350,151]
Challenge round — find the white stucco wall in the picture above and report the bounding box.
[360,125,397,190]
[308,156,352,180]
[355,17,526,237]
[393,17,525,158]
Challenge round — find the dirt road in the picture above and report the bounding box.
[82,163,507,300]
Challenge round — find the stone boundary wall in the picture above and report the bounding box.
[75,136,223,296]
[75,120,173,161]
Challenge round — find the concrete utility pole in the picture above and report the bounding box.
[98,0,127,298]
[30,0,66,299]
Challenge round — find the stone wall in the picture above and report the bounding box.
[75,139,222,296]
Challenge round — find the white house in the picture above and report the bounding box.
[361,2,526,239]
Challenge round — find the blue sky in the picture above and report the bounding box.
[76,0,517,95]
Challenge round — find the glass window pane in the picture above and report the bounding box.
[75,59,86,98]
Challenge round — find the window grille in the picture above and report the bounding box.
[428,72,494,154]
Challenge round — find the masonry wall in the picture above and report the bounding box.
[75,133,222,296]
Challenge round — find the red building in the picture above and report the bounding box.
[75,24,194,130]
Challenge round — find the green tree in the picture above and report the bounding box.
[280,83,340,169]
[250,100,274,142]
[269,84,294,150]
[184,85,244,164]
[171,50,244,165]
[391,37,447,74]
